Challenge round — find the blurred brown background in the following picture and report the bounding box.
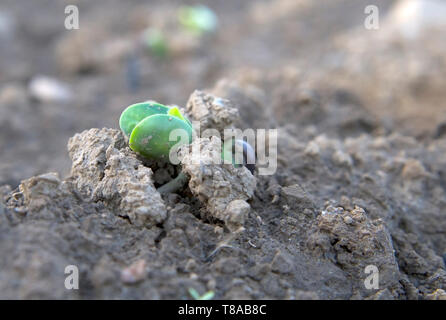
[1,0,446,187]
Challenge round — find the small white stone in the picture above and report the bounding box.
[29,75,72,103]
[343,215,353,225]
[121,259,147,284]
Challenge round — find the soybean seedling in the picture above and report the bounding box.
[119,101,192,193]
[119,101,256,194]
[120,101,192,160]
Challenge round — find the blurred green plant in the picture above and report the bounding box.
[188,288,215,300]
[178,5,218,35]
[143,28,169,58]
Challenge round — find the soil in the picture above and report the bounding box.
[0,0,445,299]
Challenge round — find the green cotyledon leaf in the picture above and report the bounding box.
[119,101,169,138]
[120,101,193,161]
[128,113,192,160]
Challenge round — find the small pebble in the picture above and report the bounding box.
[121,259,147,284]
[344,215,353,225]
[28,75,72,103]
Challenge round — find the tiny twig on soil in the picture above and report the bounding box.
[205,227,245,261]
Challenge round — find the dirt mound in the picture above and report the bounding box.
[1,81,445,299]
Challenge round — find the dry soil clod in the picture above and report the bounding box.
[68,128,167,227]
[179,136,256,232]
